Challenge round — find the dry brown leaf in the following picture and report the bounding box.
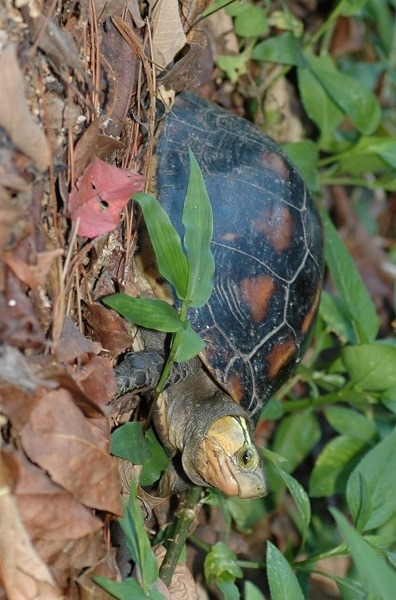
[0,455,62,600]
[3,248,64,289]
[0,45,50,172]
[3,452,103,541]
[149,0,186,69]
[73,356,117,405]
[84,303,132,355]
[55,316,102,363]
[19,388,122,514]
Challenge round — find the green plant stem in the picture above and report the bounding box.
[145,301,189,428]
[159,486,203,587]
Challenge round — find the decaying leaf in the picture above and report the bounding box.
[68,157,145,238]
[149,0,186,70]
[0,45,50,172]
[55,316,102,363]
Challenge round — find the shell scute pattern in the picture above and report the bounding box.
[156,93,323,423]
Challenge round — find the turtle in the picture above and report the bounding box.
[114,92,323,499]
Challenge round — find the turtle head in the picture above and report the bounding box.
[182,415,268,499]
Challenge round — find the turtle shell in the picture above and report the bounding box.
[155,92,323,424]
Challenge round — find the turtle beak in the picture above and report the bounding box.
[183,415,268,498]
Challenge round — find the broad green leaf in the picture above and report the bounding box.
[297,66,344,140]
[120,478,159,592]
[173,323,206,362]
[347,426,396,531]
[134,192,188,300]
[310,435,367,497]
[324,407,377,442]
[245,581,267,600]
[266,542,304,600]
[94,576,164,600]
[308,63,381,135]
[110,422,151,464]
[282,139,320,192]
[183,149,215,308]
[103,294,183,332]
[268,10,303,36]
[342,344,396,391]
[272,411,321,473]
[204,542,243,582]
[234,5,268,37]
[139,428,170,486]
[322,211,380,343]
[251,33,305,66]
[263,449,311,547]
[331,508,396,598]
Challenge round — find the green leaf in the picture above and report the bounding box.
[322,211,380,343]
[183,149,215,308]
[103,294,183,333]
[342,344,396,391]
[217,52,249,84]
[234,5,268,37]
[217,577,241,600]
[204,542,243,583]
[331,508,396,598]
[263,449,311,547]
[324,407,377,442]
[139,428,170,487]
[319,291,357,343]
[120,478,159,592]
[272,411,321,473]
[282,139,320,192]
[245,581,267,600]
[343,136,396,169]
[266,542,304,600]
[347,426,396,531]
[226,496,267,532]
[338,0,370,16]
[308,62,381,135]
[110,422,151,464]
[134,192,188,299]
[173,323,206,362]
[297,65,344,140]
[94,576,163,600]
[251,33,306,66]
[310,435,367,497]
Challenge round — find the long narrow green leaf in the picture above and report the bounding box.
[134,192,189,300]
[266,542,305,600]
[103,294,183,332]
[183,150,215,308]
[120,478,159,591]
[322,211,380,343]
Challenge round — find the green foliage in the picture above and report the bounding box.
[95,478,165,599]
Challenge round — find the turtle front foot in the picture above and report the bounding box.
[114,351,164,397]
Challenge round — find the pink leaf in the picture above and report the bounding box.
[68,157,145,238]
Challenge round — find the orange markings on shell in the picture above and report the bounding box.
[301,282,322,334]
[260,150,290,179]
[241,275,275,324]
[228,374,244,404]
[267,337,297,380]
[254,207,294,253]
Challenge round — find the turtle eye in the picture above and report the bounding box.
[236,446,259,470]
